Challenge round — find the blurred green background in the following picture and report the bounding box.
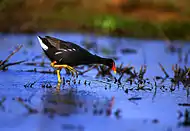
[1,0,190,40]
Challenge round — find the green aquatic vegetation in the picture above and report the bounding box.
[161,21,190,40]
[94,15,117,32]
[91,13,190,40]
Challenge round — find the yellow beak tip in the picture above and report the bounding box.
[114,70,117,74]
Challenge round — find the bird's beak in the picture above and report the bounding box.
[112,63,117,74]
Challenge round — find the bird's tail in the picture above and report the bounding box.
[37,36,48,51]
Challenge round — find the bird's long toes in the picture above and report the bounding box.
[75,72,78,78]
[71,70,75,77]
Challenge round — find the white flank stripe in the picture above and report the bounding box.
[37,36,48,50]
[68,49,72,51]
[55,51,62,55]
[72,48,76,51]
[60,49,67,52]
[59,58,63,62]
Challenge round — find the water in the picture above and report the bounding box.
[0,33,189,131]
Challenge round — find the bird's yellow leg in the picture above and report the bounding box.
[51,61,78,77]
[51,61,57,67]
[56,69,61,83]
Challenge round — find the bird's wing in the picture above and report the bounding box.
[45,36,64,49]
[45,36,94,64]
[45,36,81,49]
[45,36,92,55]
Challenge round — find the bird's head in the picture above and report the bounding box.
[106,59,117,74]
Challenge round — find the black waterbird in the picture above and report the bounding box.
[37,36,116,83]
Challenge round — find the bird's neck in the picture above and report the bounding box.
[92,55,109,65]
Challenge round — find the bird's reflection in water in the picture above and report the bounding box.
[42,83,85,117]
[41,82,114,118]
[39,82,115,131]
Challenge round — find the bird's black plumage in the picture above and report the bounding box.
[37,36,115,69]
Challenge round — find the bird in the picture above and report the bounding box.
[37,35,116,83]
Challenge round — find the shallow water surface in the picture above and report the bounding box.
[0,33,189,131]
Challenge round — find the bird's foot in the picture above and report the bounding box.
[67,66,78,78]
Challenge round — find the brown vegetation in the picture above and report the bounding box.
[0,0,190,39]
